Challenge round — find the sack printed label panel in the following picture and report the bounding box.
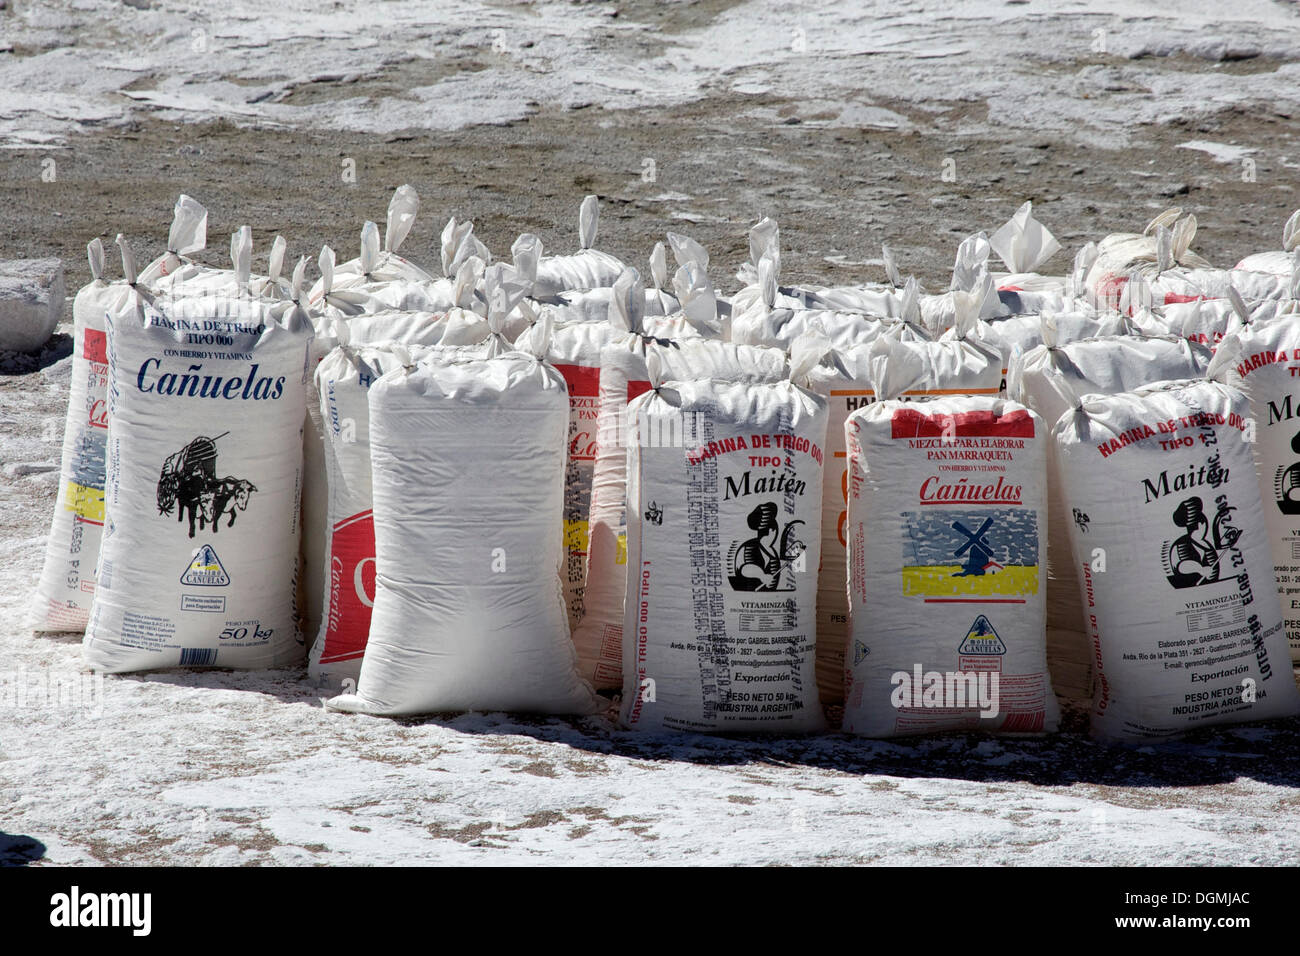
[320,510,376,665]
[900,507,1039,602]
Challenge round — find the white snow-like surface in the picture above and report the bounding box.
[3,324,1300,865]
[1,0,1299,147]
[1177,140,1258,163]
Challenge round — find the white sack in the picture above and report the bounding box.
[84,293,312,672]
[31,240,122,631]
[1008,331,1212,699]
[619,349,828,733]
[842,394,1058,737]
[308,337,490,687]
[1209,318,1300,660]
[806,303,1003,706]
[1054,379,1300,742]
[325,346,600,717]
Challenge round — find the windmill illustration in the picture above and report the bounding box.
[952,517,1003,577]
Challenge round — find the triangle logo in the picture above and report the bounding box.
[853,640,870,665]
[180,544,230,587]
[958,614,1006,655]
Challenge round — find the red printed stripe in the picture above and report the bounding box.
[83,328,108,365]
[890,407,1035,439]
[555,363,601,397]
[627,379,651,403]
[319,510,376,665]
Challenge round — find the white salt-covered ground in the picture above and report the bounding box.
[3,0,1300,865]
[3,0,1300,148]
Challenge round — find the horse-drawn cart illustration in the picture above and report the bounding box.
[156,433,257,539]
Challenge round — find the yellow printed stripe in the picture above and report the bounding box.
[616,533,627,566]
[64,481,105,523]
[564,519,589,553]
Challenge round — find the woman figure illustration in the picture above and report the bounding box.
[1167,496,1220,588]
[730,502,782,591]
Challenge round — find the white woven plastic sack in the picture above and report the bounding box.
[298,274,498,656]
[136,194,208,286]
[1209,318,1300,660]
[1148,294,1293,352]
[31,239,132,631]
[573,271,785,689]
[325,334,600,717]
[308,337,490,686]
[940,296,1129,388]
[528,196,625,298]
[1234,210,1300,275]
[619,344,828,733]
[84,288,313,672]
[988,201,1063,288]
[1008,330,1212,699]
[945,228,1066,321]
[149,227,287,302]
[307,187,434,301]
[732,264,929,350]
[1083,208,1213,310]
[842,387,1058,737]
[1054,379,1300,742]
[805,297,1003,705]
[732,219,903,316]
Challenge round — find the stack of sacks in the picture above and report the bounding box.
[619,340,828,733]
[803,290,1003,705]
[1007,326,1213,700]
[1117,264,1297,316]
[325,316,601,717]
[149,227,291,302]
[732,257,929,350]
[307,186,438,299]
[841,348,1058,737]
[298,249,511,651]
[1142,291,1298,352]
[359,213,494,314]
[518,236,686,326]
[305,187,497,317]
[573,269,787,689]
[1053,379,1300,742]
[510,247,711,633]
[1083,208,1223,310]
[84,238,314,672]
[939,276,1129,389]
[1209,310,1300,661]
